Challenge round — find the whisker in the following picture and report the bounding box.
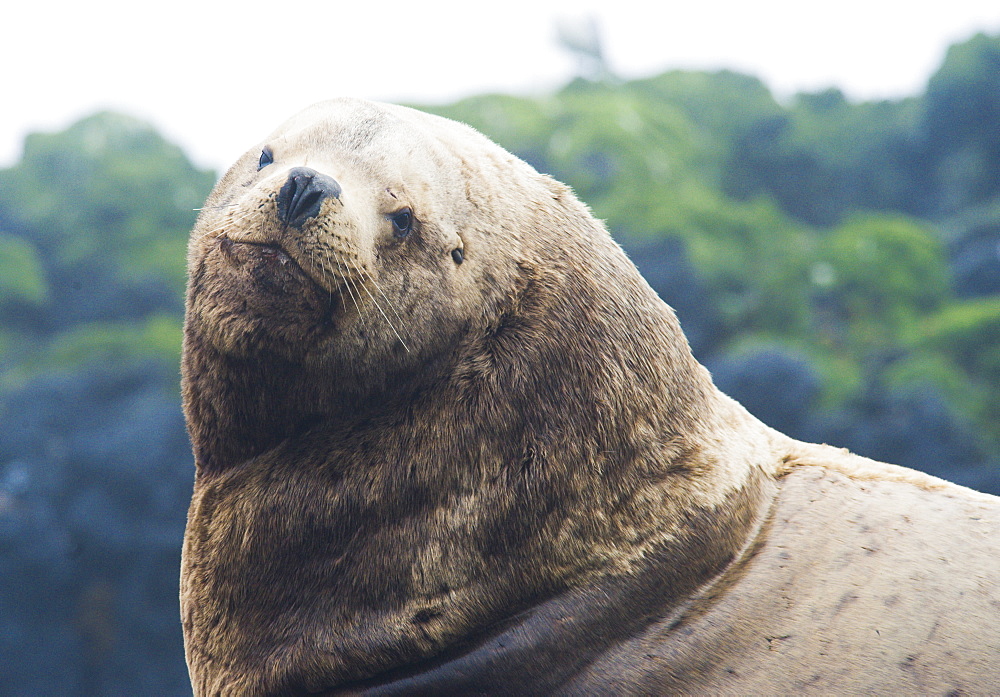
[330,250,363,318]
[308,240,345,316]
[367,272,410,350]
[353,265,410,353]
[193,202,240,212]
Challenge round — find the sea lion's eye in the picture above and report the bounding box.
[389,208,413,238]
[258,146,274,171]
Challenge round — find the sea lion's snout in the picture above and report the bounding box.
[277,166,342,228]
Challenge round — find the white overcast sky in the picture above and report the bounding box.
[5,0,1000,171]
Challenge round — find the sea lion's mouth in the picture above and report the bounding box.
[218,236,330,296]
[219,236,302,275]
[225,238,293,265]
[220,233,346,290]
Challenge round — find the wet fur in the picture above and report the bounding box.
[181,99,1000,695]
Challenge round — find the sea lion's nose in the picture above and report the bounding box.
[276,167,342,228]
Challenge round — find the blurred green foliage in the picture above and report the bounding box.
[0,112,215,390]
[0,232,48,305]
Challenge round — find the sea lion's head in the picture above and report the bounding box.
[186,99,547,397]
[185,97,700,471]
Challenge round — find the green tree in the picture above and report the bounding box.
[813,214,950,352]
[723,90,927,225]
[924,33,1000,214]
[920,298,1000,439]
[0,112,215,381]
[0,232,47,306]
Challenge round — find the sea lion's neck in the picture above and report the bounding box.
[181,332,318,471]
[181,329,445,473]
[182,404,778,695]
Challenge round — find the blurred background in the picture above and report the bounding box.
[3,1,1000,694]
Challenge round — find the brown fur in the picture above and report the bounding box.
[181,99,1000,696]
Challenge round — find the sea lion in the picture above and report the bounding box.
[180,98,1000,696]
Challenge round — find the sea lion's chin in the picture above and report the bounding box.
[193,236,338,357]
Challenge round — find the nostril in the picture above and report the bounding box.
[276,167,342,228]
[297,189,323,216]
